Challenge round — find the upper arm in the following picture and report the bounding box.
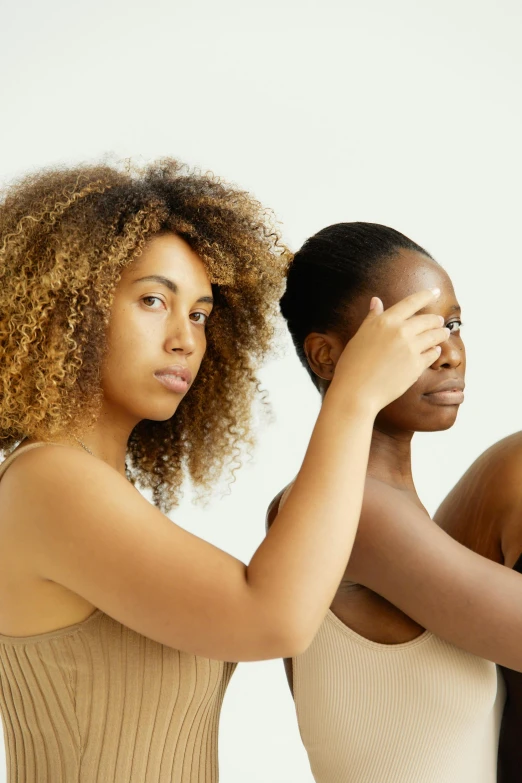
[266,484,296,694]
[3,448,285,661]
[265,483,294,533]
[346,481,522,671]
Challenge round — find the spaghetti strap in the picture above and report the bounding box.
[0,442,65,482]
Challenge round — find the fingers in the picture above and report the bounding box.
[407,313,445,336]
[420,345,443,368]
[363,297,384,322]
[417,326,450,353]
[381,288,441,322]
[368,297,383,315]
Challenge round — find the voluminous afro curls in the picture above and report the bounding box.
[0,159,291,511]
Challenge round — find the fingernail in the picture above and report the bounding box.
[369,297,378,310]
[431,288,441,298]
[435,345,442,354]
[439,315,445,325]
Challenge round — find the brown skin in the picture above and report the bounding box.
[1,233,214,634]
[436,433,522,783]
[0,232,448,661]
[0,159,292,513]
[93,233,214,474]
[267,249,465,691]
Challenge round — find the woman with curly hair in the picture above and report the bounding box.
[0,160,446,783]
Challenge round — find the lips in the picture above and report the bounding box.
[423,378,465,406]
[154,365,192,395]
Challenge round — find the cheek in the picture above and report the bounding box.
[377,376,432,424]
[396,375,427,402]
[102,308,150,378]
[459,343,467,370]
[192,332,208,369]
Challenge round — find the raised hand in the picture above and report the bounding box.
[330,288,449,413]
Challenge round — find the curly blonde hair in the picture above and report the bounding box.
[0,159,290,511]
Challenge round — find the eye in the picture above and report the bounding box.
[141,296,165,310]
[447,320,463,334]
[190,311,209,325]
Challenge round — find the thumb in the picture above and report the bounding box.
[366,296,384,318]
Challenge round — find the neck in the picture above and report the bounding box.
[320,382,415,491]
[367,425,415,490]
[54,403,140,477]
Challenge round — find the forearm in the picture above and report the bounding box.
[248,387,376,649]
[349,510,522,671]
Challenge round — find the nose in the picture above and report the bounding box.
[164,314,196,355]
[430,337,463,370]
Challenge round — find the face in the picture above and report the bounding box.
[370,250,465,434]
[307,249,466,435]
[101,233,213,428]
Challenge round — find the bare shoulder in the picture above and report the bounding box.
[491,432,522,499]
[0,442,304,660]
[350,477,431,564]
[434,432,522,564]
[451,431,522,504]
[488,432,522,567]
[0,445,132,635]
[361,475,413,514]
[0,443,142,532]
[0,443,150,555]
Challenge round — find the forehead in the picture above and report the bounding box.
[377,249,456,310]
[341,249,458,337]
[124,232,211,291]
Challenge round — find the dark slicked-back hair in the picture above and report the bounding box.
[280,222,431,387]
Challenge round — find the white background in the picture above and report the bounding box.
[1,0,521,780]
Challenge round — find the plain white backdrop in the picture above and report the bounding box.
[1,0,521,780]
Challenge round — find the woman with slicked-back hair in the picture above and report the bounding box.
[0,163,446,783]
[269,222,522,783]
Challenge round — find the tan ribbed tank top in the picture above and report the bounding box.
[293,610,505,783]
[0,444,236,783]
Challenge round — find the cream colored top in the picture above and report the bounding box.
[0,444,236,783]
[293,609,505,783]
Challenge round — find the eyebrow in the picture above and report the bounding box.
[133,275,214,305]
[417,302,461,316]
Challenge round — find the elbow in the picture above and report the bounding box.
[263,616,315,659]
[226,618,314,663]
[236,591,319,661]
[280,635,312,659]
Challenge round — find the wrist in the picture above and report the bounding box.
[324,379,379,421]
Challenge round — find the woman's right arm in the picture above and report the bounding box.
[3,290,446,663]
[346,480,522,671]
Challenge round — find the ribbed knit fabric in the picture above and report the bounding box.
[0,444,236,783]
[293,610,505,783]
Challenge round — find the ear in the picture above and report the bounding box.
[303,332,345,381]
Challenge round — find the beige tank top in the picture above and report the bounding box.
[0,443,236,783]
[293,609,505,783]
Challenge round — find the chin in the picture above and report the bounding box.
[415,408,461,432]
[143,404,183,422]
[124,397,184,423]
